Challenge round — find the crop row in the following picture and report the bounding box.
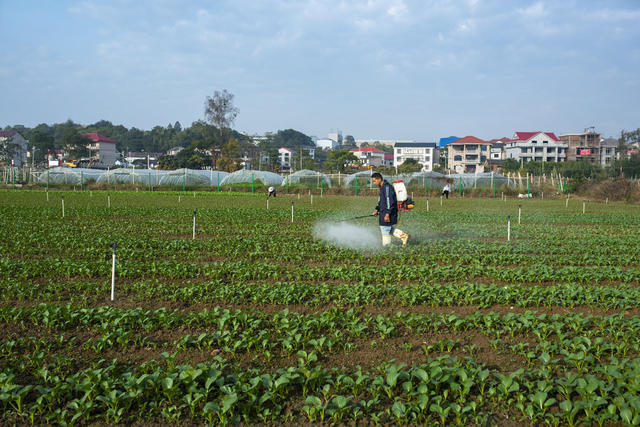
[3,278,640,310]
[2,353,640,425]
[3,258,640,285]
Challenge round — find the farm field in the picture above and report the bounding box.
[1,189,640,425]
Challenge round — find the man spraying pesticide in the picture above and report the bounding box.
[371,172,412,246]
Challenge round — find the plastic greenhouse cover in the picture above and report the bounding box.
[95,169,170,185]
[282,169,332,187]
[38,167,107,185]
[219,170,283,186]
[158,169,229,186]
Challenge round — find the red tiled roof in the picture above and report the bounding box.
[449,135,489,144]
[85,132,117,144]
[384,153,394,160]
[513,131,559,142]
[0,130,19,137]
[350,147,384,152]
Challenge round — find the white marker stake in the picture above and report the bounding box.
[541,191,544,199]
[267,198,269,210]
[193,192,195,198]
[298,193,300,199]
[583,202,585,214]
[291,202,294,223]
[110,243,117,301]
[440,196,443,206]
[192,210,197,240]
[518,204,521,225]
[566,197,569,208]
[427,199,429,212]
[507,216,511,241]
[61,196,65,218]
[178,195,181,203]
[46,191,49,202]
[311,194,313,205]
[108,195,111,208]
[606,197,608,204]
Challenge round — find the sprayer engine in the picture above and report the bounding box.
[398,197,415,212]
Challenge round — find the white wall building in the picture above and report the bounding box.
[599,138,618,166]
[316,138,340,150]
[504,131,567,163]
[350,147,385,167]
[85,133,119,166]
[394,142,438,171]
[278,147,295,168]
[0,130,29,166]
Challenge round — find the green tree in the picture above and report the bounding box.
[343,135,356,146]
[63,128,91,159]
[501,158,520,173]
[217,138,241,172]
[0,137,17,165]
[323,149,358,173]
[30,130,55,164]
[398,158,422,173]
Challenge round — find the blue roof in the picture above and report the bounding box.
[439,136,460,147]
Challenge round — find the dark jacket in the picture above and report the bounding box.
[375,180,398,226]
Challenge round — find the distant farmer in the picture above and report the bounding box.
[268,186,277,198]
[442,183,450,199]
[371,172,410,247]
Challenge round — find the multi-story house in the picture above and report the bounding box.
[278,147,295,169]
[394,142,438,171]
[85,133,119,166]
[504,132,567,163]
[350,147,385,168]
[599,138,618,166]
[0,130,29,167]
[447,136,491,173]
[559,129,600,162]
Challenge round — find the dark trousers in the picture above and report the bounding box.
[442,190,449,199]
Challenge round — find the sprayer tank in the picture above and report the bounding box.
[393,180,408,202]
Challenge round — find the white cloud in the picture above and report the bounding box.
[517,2,547,18]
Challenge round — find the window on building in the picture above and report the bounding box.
[543,140,548,144]
[480,156,487,162]
[531,140,537,144]
[466,145,478,151]
[454,155,462,161]
[481,145,487,151]
[465,155,478,161]
[520,147,528,153]
[534,157,543,162]
[397,149,402,154]
[547,147,555,153]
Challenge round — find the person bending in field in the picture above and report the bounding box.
[442,183,450,199]
[268,186,277,198]
[371,172,410,247]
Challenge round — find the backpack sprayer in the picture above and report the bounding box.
[393,180,415,212]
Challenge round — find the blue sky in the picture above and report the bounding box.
[1,0,639,140]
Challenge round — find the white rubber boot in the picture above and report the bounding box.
[393,229,410,246]
[382,234,392,246]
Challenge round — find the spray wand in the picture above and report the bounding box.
[337,214,374,222]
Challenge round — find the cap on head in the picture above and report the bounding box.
[371,172,383,180]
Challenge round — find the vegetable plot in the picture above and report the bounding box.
[1,191,640,425]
